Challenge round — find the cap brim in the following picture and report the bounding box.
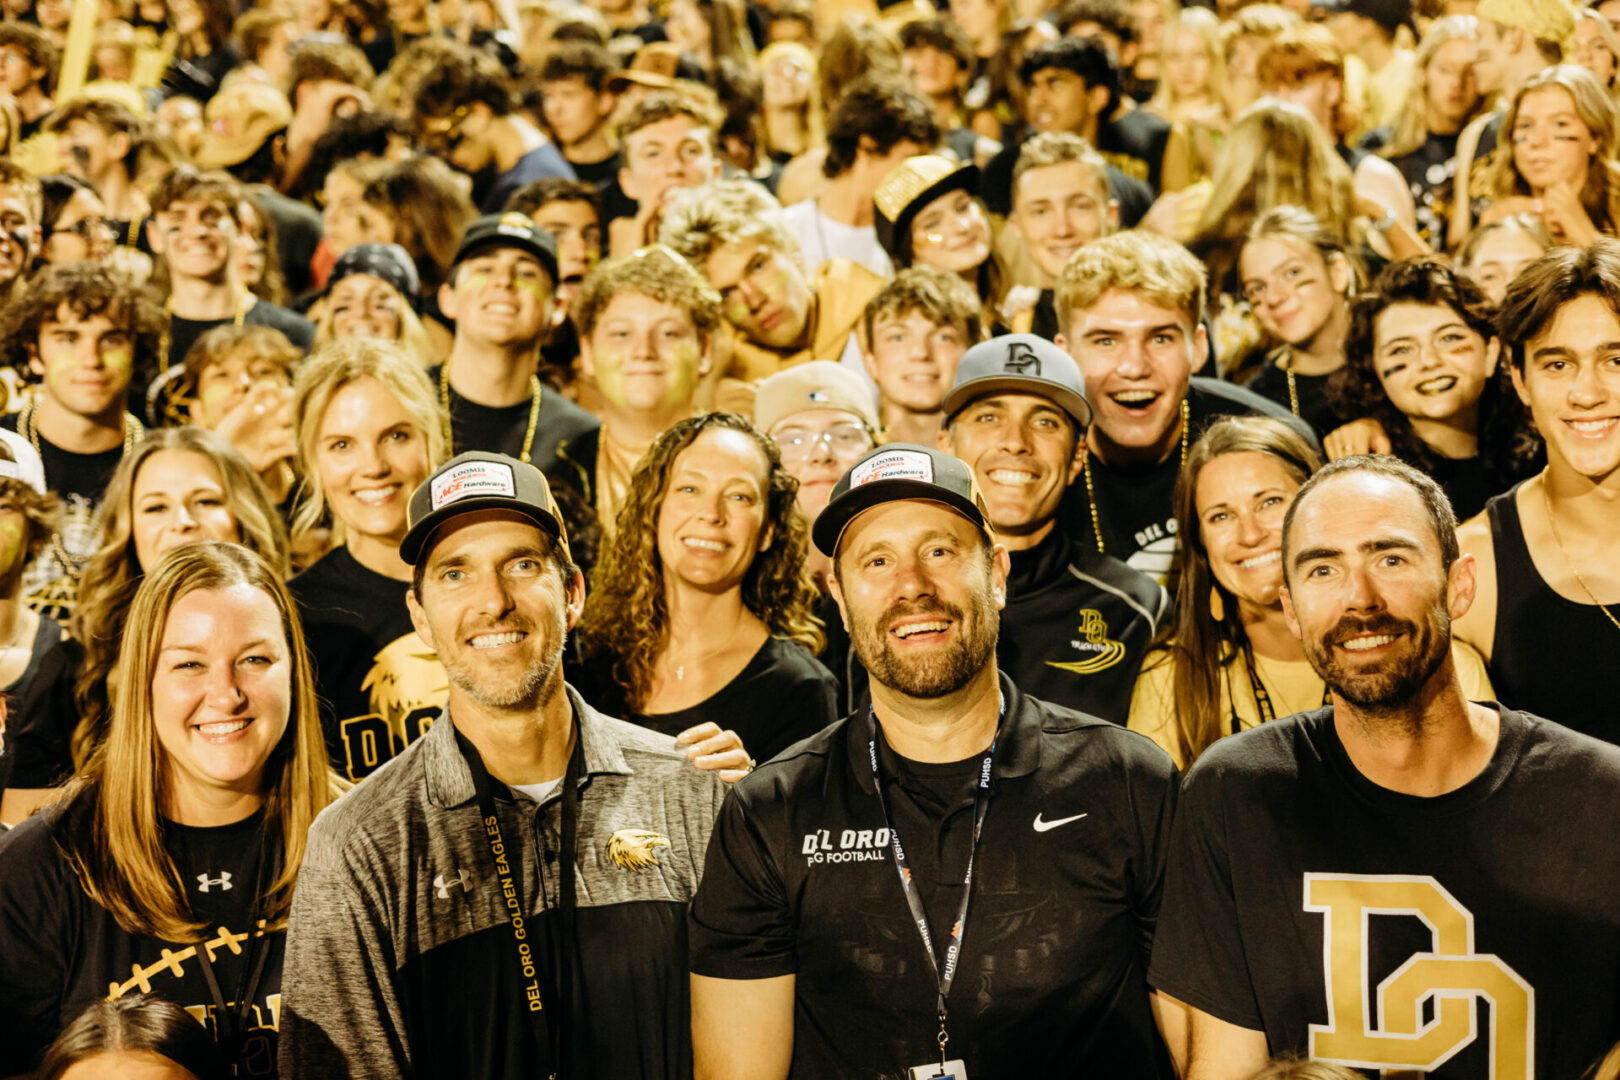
[883,164,981,260]
[452,236,560,287]
[942,374,1092,430]
[192,135,263,169]
[811,482,988,558]
[400,498,567,566]
[604,71,679,93]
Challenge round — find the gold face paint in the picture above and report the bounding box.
[513,276,548,300]
[593,344,631,409]
[102,346,133,374]
[0,514,26,580]
[199,381,236,426]
[664,341,701,407]
[458,271,492,293]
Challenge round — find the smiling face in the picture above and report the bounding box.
[150,196,236,282]
[530,198,600,306]
[407,510,582,712]
[1239,236,1348,350]
[831,499,1007,699]
[1511,292,1620,480]
[131,450,241,573]
[194,345,290,428]
[29,304,136,421]
[655,427,772,594]
[945,392,1081,546]
[769,407,874,520]
[314,376,431,543]
[1282,470,1464,711]
[904,44,964,99]
[0,183,37,289]
[865,308,968,415]
[583,290,709,414]
[909,189,991,275]
[329,273,404,342]
[705,238,812,349]
[1464,226,1546,304]
[1024,68,1098,133]
[1011,161,1113,280]
[1372,301,1498,424]
[1197,450,1301,611]
[152,583,292,814]
[440,246,554,350]
[1510,85,1597,194]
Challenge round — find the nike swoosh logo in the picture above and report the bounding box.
[1033,812,1088,832]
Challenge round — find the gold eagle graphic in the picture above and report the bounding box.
[608,830,671,872]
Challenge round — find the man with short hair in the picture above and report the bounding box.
[539,42,623,190]
[0,23,56,143]
[689,443,1178,1078]
[609,89,723,257]
[782,77,940,279]
[282,38,377,194]
[1150,454,1620,1079]
[435,213,600,474]
[0,264,161,620]
[862,266,981,446]
[281,451,730,1080]
[43,99,149,242]
[941,334,1165,725]
[1008,131,1118,339]
[901,19,997,166]
[413,43,576,213]
[1055,230,1313,577]
[505,178,604,375]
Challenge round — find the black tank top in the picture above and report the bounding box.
[1487,483,1620,744]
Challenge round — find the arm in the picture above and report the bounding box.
[1186,1003,1270,1080]
[1448,115,1487,252]
[0,789,52,827]
[1151,991,1189,1077]
[1354,161,1427,260]
[677,722,754,784]
[692,972,795,1080]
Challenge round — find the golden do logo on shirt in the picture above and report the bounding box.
[1305,873,1533,1078]
[339,634,450,781]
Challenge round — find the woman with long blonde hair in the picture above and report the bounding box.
[286,340,448,783]
[759,41,826,164]
[68,428,291,776]
[1148,7,1227,130]
[0,541,339,1077]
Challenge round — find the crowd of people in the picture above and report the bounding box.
[0,0,1617,1076]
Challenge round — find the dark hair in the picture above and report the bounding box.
[0,263,164,384]
[1281,454,1460,582]
[1339,256,1540,489]
[411,43,514,122]
[505,177,600,219]
[42,98,145,145]
[147,165,246,219]
[170,0,235,54]
[1054,0,1140,45]
[1497,239,1620,371]
[39,173,96,237]
[539,40,618,91]
[1019,35,1118,115]
[0,22,58,92]
[899,19,974,72]
[713,56,766,165]
[292,110,405,200]
[37,995,228,1080]
[286,38,375,100]
[822,76,941,178]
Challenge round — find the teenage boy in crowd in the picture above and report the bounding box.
[0,264,162,621]
[1008,132,1118,340]
[551,245,721,532]
[608,89,724,257]
[1151,456,1620,1078]
[941,334,1166,725]
[782,77,939,279]
[147,168,314,374]
[901,19,1000,167]
[862,266,980,446]
[506,178,603,382]
[1055,230,1311,578]
[1456,241,1620,745]
[45,99,150,249]
[434,213,600,473]
[661,179,884,385]
[281,452,728,1080]
[539,42,623,190]
[690,444,1178,1078]
[0,23,55,144]
[282,39,376,196]
[412,42,576,214]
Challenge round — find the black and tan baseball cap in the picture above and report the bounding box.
[942,333,1092,428]
[401,452,571,566]
[812,443,993,557]
[873,154,979,264]
[451,212,560,284]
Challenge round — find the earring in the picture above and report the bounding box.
[1209,586,1226,624]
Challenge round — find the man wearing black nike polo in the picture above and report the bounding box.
[688,444,1180,1079]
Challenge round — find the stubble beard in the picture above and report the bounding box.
[852,590,1000,700]
[441,608,568,714]
[1304,599,1452,736]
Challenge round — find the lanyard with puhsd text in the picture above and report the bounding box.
[866,702,1002,1080]
[461,726,585,1078]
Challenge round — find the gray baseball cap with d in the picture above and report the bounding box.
[401,451,571,566]
[941,333,1092,429]
[812,443,993,557]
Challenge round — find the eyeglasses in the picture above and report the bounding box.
[775,423,872,461]
[416,105,471,156]
[57,216,114,242]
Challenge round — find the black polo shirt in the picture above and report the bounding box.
[689,673,1179,1078]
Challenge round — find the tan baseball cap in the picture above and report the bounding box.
[754,361,880,436]
[193,81,292,169]
[1477,0,1575,46]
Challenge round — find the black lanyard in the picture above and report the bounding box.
[866,704,1000,1066]
[192,832,279,1072]
[1240,643,1330,730]
[461,728,585,1078]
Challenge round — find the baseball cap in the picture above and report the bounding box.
[400,452,572,567]
[942,333,1092,429]
[328,243,422,309]
[604,42,701,93]
[754,361,880,435]
[193,81,293,169]
[1313,0,1412,31]
[0,429,46,495]
[812,443,993,557]
[451,212,561,285]
[873,155,979,263]
[1476,0,1574,44]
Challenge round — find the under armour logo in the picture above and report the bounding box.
[435,870,472,898]
[196,872,232,893]
[1004,341,1042,376]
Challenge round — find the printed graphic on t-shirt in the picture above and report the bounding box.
[1045,609,1126,675]
[1305,872,1532,1078]
[21,494,96,621]
[1127,518,1178,581]
[339,632,448,780]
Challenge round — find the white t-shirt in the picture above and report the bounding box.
[783,199,892,280]
[509,778,562,803]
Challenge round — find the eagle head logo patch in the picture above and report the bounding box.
[609,829,671,871]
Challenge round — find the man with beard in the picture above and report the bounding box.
[1149,455,1620,1080]
[688,444,1180,1078]
[280,451,730,1080]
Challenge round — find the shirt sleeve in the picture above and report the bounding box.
[0,818,72,1075]
[1145,755,1266,1030]
[687,788,797,981]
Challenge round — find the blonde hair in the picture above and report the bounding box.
[1492,64,1620,236]
[758,41,826,154]
[571,245,723,339]
[312,276,440,369]
[658,179,798,270]
[1242,205,1362,295]
[55,542,338,942]
[291,339,448,540]
[1149,7,1226,121]
[1012,130,1112,203]
[1056,229,1207,334]
[1384,15,1483,159]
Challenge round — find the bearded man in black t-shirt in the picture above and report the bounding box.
[1150,455,1620,1079]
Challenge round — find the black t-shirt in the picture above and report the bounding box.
[1058,377,1318,579]
[0,802,284,1078]
[980,137,1154,225]
[429,365,601,474]
[253,187,323,298]
[0,614,76,795]
[689,673,1180,1078]
[1383,129,1462,252]
[578,636,839,766]
[1149,705,1620,1077]
[168,300,315,373]
[288,546,441,782]
[566,150,621,191]
[1098,107,1172,194]
[1245,355,1342,438]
